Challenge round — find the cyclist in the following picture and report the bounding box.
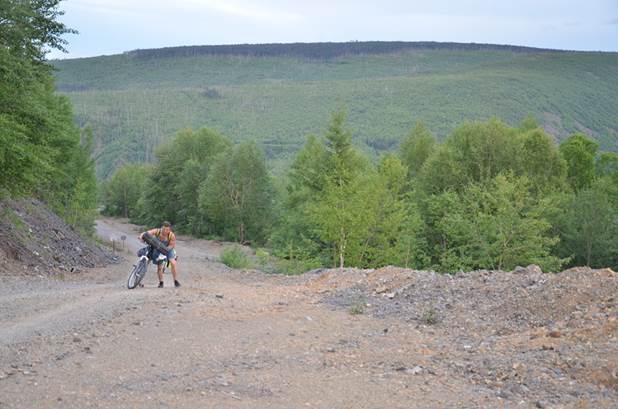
[139,221,181,288]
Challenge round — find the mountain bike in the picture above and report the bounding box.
[127,232,170,289]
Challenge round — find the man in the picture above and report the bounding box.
[139,221,181,288]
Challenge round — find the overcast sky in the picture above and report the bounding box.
[49,0,618,59]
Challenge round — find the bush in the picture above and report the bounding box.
[219,246,251,269]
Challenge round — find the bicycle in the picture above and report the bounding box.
[127,232,170,289]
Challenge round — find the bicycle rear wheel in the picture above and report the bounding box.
[127,259,147,289]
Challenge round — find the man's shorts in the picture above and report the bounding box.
[152,248,177,265]
[167,248,177,261]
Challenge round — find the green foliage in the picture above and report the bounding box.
[519,128,567,194]
[559,134,599,192]
[399,122,436,178]
[254,248,321,275]
[0,0,76,63]
[102,163,151,219]
[0,0,97,234]
[418,145,466,195]
[219,246,251,269]
[96,109,618,273]
[276,113,427,269]
[199,141,274,244]
[426,175,563,272]
[419,120,567,197]
[558,177,618,268]
[140,127,231,231]
[421,308,439,325]
[596,152,618,178]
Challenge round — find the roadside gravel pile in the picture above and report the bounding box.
[308,265,618,407]
[0,199,115,276]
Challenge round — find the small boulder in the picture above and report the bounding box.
[526,264,543,274]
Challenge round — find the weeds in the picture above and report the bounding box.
[2,207,25,231]
[421,307,439,325]
[219,246,251,269]
[349,296,367,315]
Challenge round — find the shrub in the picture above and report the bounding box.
[219,246,251,269]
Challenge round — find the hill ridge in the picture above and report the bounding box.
[121,41,569,60]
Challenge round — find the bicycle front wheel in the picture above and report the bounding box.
[127,259,147,289]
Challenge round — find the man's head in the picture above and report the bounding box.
[161,221,172,236]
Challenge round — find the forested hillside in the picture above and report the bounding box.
[52,42,618,178]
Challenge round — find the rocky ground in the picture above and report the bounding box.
[309,266,618,408]
[0,199,115,277]
[0,212,616,408]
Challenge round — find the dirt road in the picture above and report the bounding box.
[0,219,615,408]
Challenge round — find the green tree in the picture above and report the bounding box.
[560,177,618,268]
[446,119,519,184]
[1,0,76,195]
[423,190,475,272]
[140,127,231,228]
[518,128,567,194]
[308,173,365,268]
[270,135,327,263]
[58,127,99,234]
[418,119,519,194]
[559,133,599,192]
[399,122,436,179]
[272,111,367,265]
[323,109,366,186]
[361,156,427,268]
[102,163,151,219]
[0,0,98,233]
[463,175,563,271]
[597,152,618,179]
[199,141,273,244]
[0,0,75,63]
[418,145,465,194]
[427,175,563,272]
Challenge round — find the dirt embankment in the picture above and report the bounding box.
[305,265,618,407]
[0,198,115,276]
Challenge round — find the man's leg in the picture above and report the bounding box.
[157,263,164,287]
[167,248,180,287]
[170,258,180,285]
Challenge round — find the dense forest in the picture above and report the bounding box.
[125,41,561,60]
[0,0,97,234]
[102,113,618,273]
[53,42,618,179]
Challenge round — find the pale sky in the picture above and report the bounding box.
[49,0,618,59]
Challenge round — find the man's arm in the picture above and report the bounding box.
[139,228,158,241]
[168,234,176,249]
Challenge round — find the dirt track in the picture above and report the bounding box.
[0,219,616,408]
